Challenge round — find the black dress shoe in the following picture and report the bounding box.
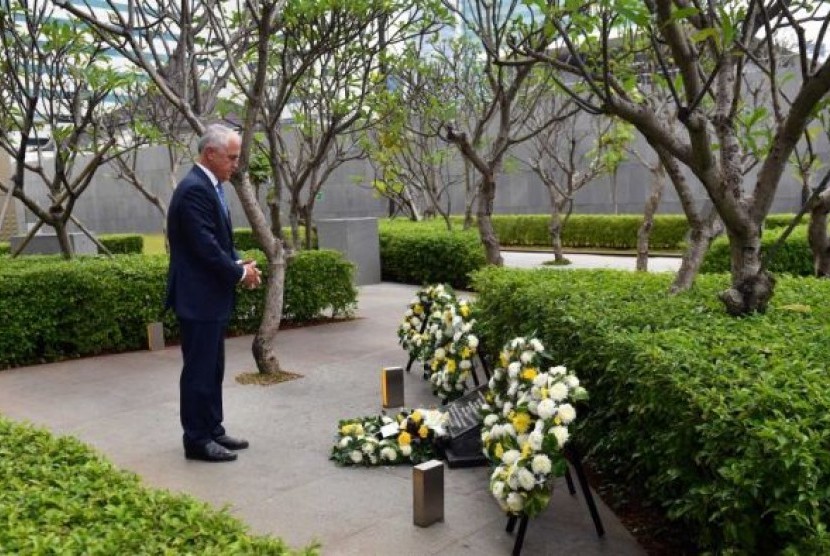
[185,440,238,462]
[213,434,249,451]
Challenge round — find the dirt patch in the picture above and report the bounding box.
[234,370,303,386]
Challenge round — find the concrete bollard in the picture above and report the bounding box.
[381,366,404,408]
[413,459,444,527]
[147,322,165,351]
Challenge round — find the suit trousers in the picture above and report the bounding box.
[178,318,228,446]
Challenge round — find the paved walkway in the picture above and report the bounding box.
[0,262,650,555]
[502,251,682,272]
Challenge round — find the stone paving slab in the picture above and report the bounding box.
[0,281,645,556]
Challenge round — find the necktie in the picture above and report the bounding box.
[216,184,230,217]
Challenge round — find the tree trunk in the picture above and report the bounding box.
[463,160,475,230]
[808,193,830,277]
[477,174,503,266]
[670,209,721,293]
[288,197,301,252]
[548,196,566,262]
[718,229,776,316]
[636,164,666,271]
[232,172,286,375]
[53,217,72,259]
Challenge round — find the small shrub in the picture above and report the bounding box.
[0,250,356,369]
[471,267,830,553]
[0,416,310,554]
[100,234,143,254]
[379,220,486,289]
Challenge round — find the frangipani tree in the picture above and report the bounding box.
[516,0,830,314]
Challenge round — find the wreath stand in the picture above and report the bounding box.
[505,444,605,556]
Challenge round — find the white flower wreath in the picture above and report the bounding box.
[425,299,479,402]
[396,284,456,364]
[480,337,588,518]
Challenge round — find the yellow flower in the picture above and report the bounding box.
[418,425,429,439]
[500,352,509,367]
[541,387,548,399]
[554,416,562,426]
[398,431,412,446]
[446,360,457,374]
[339,424,351,435]
[521,367,538,381]
[410,410,423,424]
[494,443,504,459]
[460,304,471,317]
[521,442,532,459]
[460,347,471,359]
[414,304,423,315]
[512,412,531,434]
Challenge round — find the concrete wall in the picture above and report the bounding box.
[15,131,825,237]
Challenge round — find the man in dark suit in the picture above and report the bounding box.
[166,124,261,462]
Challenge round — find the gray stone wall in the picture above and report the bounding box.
[14,133,824,237]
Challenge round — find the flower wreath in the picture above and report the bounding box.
[331,408,449,467]
[480,337,588,518]
[425,299,479,402]
[397,284,456,364]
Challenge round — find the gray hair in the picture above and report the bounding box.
[197,124,238,154]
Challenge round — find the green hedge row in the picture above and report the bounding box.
[233,228,317,251]
[378,220,487,289]
[0,416,312,554]
[0,233,144,256]
[0,250,356,369]
[701,224,815,276]
[471,268,830,554]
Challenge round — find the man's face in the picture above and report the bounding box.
[204,136,241,183]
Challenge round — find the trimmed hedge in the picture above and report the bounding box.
[234,228,317,251]
[0,250,356,369]
[701,224,815,276]
[471,267,830,554]
[100,233,143,254]
[0,233,143,256]
[378,220,487,289]
[0,416,313,554]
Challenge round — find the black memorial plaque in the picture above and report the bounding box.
[445,385,488,468]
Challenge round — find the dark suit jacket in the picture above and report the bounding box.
[165,165,243,321]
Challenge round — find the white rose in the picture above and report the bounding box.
[532,454,552,475]
[518,468,536,491]
[507,383,518,398]
[520,350,534,364]
[381,447,398,462]
[508,362,521,378]
[402,323,411,332]
[400,444,412,457]
[502,449,521,465]
[510,337,525,349]
[533,374,548,388]
[503,424,517,438]
[528,400,539,415]
[528,431,543,451]
[530,338,544,352]
[349,450,363,463]
[492,480,506,499]
[339,437,352,448]
[484,414,500,427]
[502,402,513,416]
[557,403,577,424]
[506,492,524,512]
[551,425,569,447]
[549,382,569,402]
[435,330,443,341]
[453,331,462,342]
[462,323,473,333]
[489,424,503,439]
[460,359,472,369]
[537,399,556,420]
[362,442,376,455]
[564,375,580,388]
[550,365,567,376]
[434,348,446,360]
[468,335,479,349]
[493,369,504,380]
